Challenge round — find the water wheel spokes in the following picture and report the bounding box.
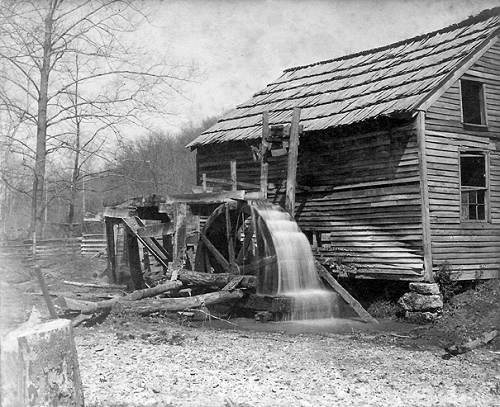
[194,201,279,292]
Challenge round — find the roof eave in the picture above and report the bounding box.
[414,31,499,112]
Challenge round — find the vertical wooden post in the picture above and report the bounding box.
[285,107,301,217]
[172,203,187,270]
[230,160,237,191]
[34,265,57,319]
[416,110,434,282]
[260,112,269,198]
[126,230,144,290]
[202,173,207,192]
[104,218,117,283]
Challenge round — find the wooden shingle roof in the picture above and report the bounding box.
[188,8,500,148]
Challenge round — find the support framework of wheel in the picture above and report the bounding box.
[194,200,280,294]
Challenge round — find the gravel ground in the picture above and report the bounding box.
[77,316,500,407]
[1,256,499,406]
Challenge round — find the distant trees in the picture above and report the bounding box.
[102,117,218,205]
[0,0,194,238]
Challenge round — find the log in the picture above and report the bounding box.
[0,319,84,406]
[164,269,257,289]
[316,261,378,324]
[59,280,183,314]
[126,289,245,315]
[62,280,127,290]
[34,265,57,319]
[445,330,498,356]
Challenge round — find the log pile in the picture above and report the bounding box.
[57,269,254,323]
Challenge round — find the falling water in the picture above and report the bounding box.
[255,205,338,320]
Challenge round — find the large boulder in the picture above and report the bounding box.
[398,292,443,312]
[409,282,440,295]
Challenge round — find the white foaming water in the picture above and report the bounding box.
[256,206,338,320]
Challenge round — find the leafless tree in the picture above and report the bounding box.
[0,0,194,238]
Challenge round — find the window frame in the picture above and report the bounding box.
[458,150,490,223]
[459,78,488,129]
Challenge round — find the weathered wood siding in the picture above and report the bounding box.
[425,40,500,280]
[196,141,288,205]
[196,123,425,280]
[295,125,424,279]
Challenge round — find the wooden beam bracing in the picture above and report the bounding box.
[416,110,434,282]
[285,107,301,217]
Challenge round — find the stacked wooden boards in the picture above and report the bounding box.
[424,40,500,280]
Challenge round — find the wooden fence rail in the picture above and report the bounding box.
[0,235,107,261]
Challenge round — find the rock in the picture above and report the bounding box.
[409,282,440,295]
[398,292,443,312]
[405,311,441,324]
[255,311,273,322]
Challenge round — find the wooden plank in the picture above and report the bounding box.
[105,218,117,283]
[103,207,136,219]
[200,233,230,272]
[225,203,237,273]
[172,203,187,269]
[204,176,260,190]
[285,107,301,216]
[136,222,173,238]
[202,173,207,192]
[417,110,434,282]
[230,160,237,191]
[222,276,244,291]
[260,111,270,198]
[159,190,245,207]
[125,229,145,290]
[34,265,58,319]
[316,262,378,324]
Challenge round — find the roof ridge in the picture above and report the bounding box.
[283,7,500,73]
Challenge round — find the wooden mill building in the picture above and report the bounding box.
[187,9,500,283]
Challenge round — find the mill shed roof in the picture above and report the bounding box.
[188,8,500,148]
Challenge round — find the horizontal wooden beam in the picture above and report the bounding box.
[103,207,136,219]
[204,176,260,190]
[136,222,173,237]
[159,190,246,209]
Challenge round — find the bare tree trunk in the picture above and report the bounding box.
[31,4,55,239]
[68,55,81,236]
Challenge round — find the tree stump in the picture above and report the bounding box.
[0,319,84,406]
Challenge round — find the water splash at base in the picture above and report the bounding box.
[256,206,337,320]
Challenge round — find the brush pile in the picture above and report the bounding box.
[56,269,257,325]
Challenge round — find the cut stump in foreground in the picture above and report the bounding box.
[0,319,84,407]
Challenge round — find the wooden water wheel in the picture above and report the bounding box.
[194,200,281,294]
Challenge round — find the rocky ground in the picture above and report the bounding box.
[1,255,499,406]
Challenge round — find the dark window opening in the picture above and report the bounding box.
[461,80,485,125]
[460,152,487,221]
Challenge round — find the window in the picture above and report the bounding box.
[461,80,486,125]
[460,151,488,221]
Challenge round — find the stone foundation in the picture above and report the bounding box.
[398,283,443,324]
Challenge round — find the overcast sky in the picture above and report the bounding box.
[136,0,499,135]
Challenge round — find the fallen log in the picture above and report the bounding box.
[58,280,183,314]
[121,289,245,315]
[445,330,498,356]
[165,269,256,289]
[62,280,127,290]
